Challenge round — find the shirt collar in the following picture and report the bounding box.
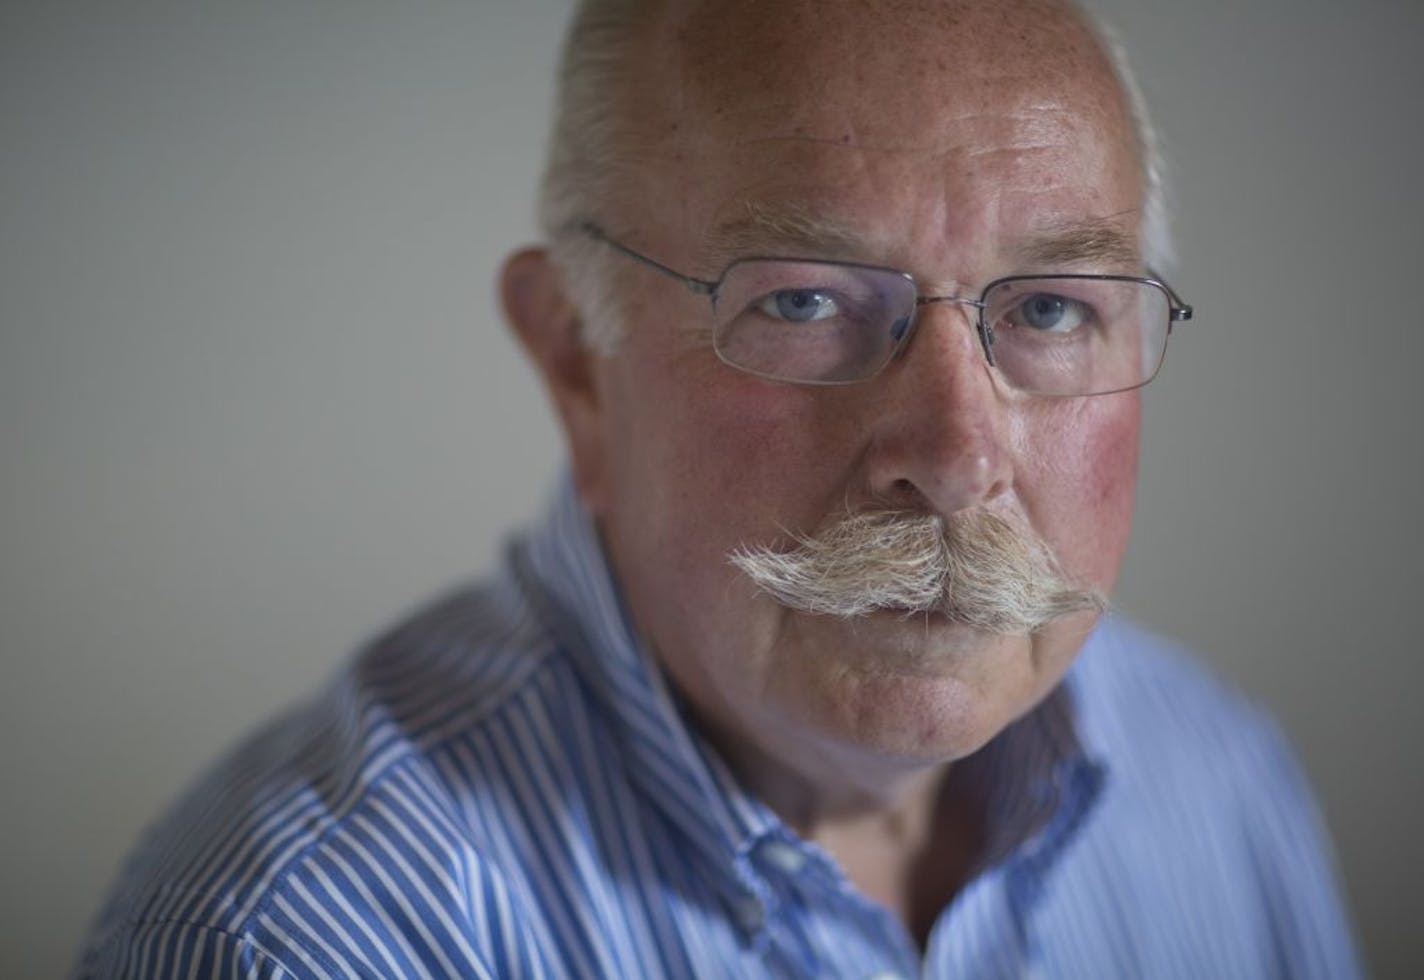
[512,477,758,885]
[512,475,1107,906]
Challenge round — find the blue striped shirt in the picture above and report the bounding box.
[75,478,1361,978]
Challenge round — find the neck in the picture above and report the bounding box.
[812,767,985,949]
[688,702,987,949]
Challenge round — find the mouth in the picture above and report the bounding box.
[794,607,1012,673]
[840,605,995,639]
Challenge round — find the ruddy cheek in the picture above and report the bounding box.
[700,382,836,480]
[1014,396,1140,587]
[1071,403,1141,584]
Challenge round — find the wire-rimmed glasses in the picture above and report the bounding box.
[580,222,1192,397]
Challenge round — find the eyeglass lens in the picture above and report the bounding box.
[712,261,1171,395]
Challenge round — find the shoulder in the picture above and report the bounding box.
[1070,616,1283,762]
[1053,617,1361,978]
[1069,616,1316,833]
[73,575,561,979]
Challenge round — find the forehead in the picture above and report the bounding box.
[622,0,1141,268]
[667,0,1117,130]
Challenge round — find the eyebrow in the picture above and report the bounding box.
[1013,220,1142,270]
[702,202,868,266]
[702,201,1142,272]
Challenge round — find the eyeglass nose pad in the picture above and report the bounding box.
[902,297,997,368]
[885,312,923,368]
[977,319,997,367]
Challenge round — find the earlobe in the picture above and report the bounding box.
[500,247,610,512]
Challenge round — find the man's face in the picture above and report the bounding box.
[569,0,1144,792]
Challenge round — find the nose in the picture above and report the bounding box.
[862,303,1011,516]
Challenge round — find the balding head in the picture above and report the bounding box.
[538,0,1167,348]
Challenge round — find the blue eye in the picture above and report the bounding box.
[1017,293,1087,333]
[758,289,840,323]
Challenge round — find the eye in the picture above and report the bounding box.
[1014,293,1089,333]
[756,288,841,323]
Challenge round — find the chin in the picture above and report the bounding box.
[771,609,1096,764]
[762,632,1019,762]
[826,672,1017,765]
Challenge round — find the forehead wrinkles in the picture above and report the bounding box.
[695,106,1131,249]
[710,100,1102,166]
[621,0,1141,272]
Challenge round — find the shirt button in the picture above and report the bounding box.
[759,840,807,874]
[734,896,765,933]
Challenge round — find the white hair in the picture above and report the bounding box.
[537,0,649,351]
[536,0,1173,351]
[1081,6,1176,271]
[729,508,1106,631]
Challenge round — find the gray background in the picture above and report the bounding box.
[2,1,1420,976]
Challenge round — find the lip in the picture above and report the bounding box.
[834,606,990,643]
[864,607,959,627]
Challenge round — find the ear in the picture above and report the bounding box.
[500,247,611,514]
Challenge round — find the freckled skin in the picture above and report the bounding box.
[567,0,1143,812]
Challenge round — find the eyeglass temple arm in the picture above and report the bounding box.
[1147,269,1194,328]
[579,222,717,296]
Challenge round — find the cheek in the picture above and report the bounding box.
[626,366,842,524]
[597,358,819,618]
[598,357,861,693]
[1014,395,1141,587]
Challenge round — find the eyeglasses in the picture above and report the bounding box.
[580,222,1193,397]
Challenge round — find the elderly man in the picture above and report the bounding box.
[76,0,1359,977]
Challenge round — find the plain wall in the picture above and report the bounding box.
[2,1,1420,976]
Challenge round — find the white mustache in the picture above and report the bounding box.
[728,509,1105,633]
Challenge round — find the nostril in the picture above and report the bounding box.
[883,477,933,511]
